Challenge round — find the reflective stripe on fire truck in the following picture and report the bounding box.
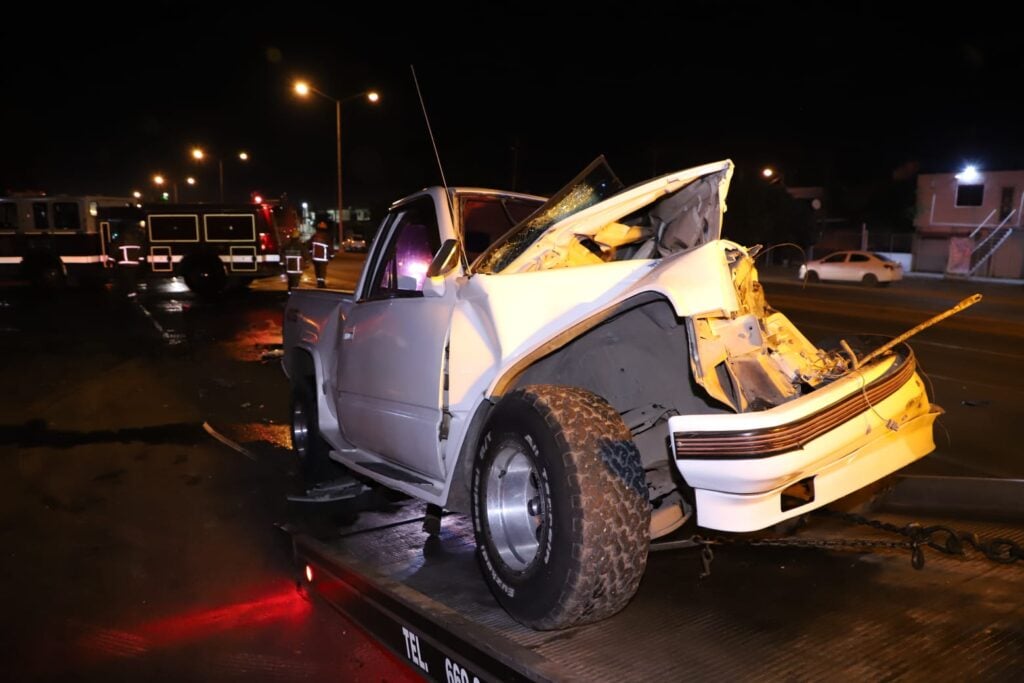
[118,245,141,265]
[0,255,111,264]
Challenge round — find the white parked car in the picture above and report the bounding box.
[798,250,903,285]
[283,158,945,630]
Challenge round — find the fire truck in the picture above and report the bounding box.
[0,194,135,286]
[0,196,284,294]
[135,202,283,294]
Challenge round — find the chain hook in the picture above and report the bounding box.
[910,542,926,570]
[698,540,715,579]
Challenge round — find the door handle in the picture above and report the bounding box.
[342,326,356,341]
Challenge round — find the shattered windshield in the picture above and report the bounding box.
[473,156,622,274]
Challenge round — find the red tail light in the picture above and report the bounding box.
[259,231,278,253]
[257,204,279,253]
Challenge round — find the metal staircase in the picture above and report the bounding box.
[969,209,1016,275]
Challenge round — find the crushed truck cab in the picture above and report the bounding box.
[282,158,942,630]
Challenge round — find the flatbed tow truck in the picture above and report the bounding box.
[280,475,1024,681]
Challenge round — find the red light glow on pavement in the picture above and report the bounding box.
[77,584,310,662]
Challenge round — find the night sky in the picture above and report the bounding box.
[3,3,1023,216]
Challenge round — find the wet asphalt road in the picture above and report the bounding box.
[0,263,420,682]
[1,254,1021,681]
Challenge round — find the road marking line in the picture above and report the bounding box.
[795,321,1024,361]
[203,421,258,461]
[924,374,1024,396]
[136,303,167,337]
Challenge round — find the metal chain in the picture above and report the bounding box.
[687,508,1023,578]
[818,508,1024,566]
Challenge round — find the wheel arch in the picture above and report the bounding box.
[474,290,725,479]
[286,345,315,380]
[444,398,495,513]
[20,249,65,276]
[488,291,669,399]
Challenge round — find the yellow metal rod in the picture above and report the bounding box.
[852,294,983,369]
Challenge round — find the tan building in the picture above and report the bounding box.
[914,169,1024,278]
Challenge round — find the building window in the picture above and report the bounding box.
[955,184,984,207]
[1000,187,1015,220]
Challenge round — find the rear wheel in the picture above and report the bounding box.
[862,273,879,286]
[472,385,650,630]
[183,257,226,295]
[29,260,67,290]
[290,379,336,484]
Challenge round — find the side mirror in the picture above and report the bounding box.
[426,239,461,278]
[423,239,461,298]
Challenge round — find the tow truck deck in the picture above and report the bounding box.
[285,477,1024,681]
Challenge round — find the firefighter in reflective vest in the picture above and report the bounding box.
[282,225,303,290]
[113,222,144,296]
[312,220,333,288]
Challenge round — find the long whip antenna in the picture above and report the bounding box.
[410,65,452,209]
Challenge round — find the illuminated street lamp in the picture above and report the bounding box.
[293,79,380,243]
[761,166,783,185]
[152,173,197,202]
[152,173,177,202]
[956,165,981,183]
[191,146,250,202]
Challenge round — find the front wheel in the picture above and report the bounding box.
[862,273,879,286]
[472,385,650,630]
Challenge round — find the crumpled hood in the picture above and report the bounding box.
[474,159,734,275]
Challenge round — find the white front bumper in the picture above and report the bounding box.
[670,362,938,532]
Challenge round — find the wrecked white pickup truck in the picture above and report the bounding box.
[282,158,943,630]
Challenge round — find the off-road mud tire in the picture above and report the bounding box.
[472,384,650,630]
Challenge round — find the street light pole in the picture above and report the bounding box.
[193,146,246,203]
[293,81,379,248]
[336,99,343,246]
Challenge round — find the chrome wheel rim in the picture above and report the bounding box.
[291,400,309,459]
[485,444,545,570]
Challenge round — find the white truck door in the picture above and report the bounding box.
[336,195,452,480]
